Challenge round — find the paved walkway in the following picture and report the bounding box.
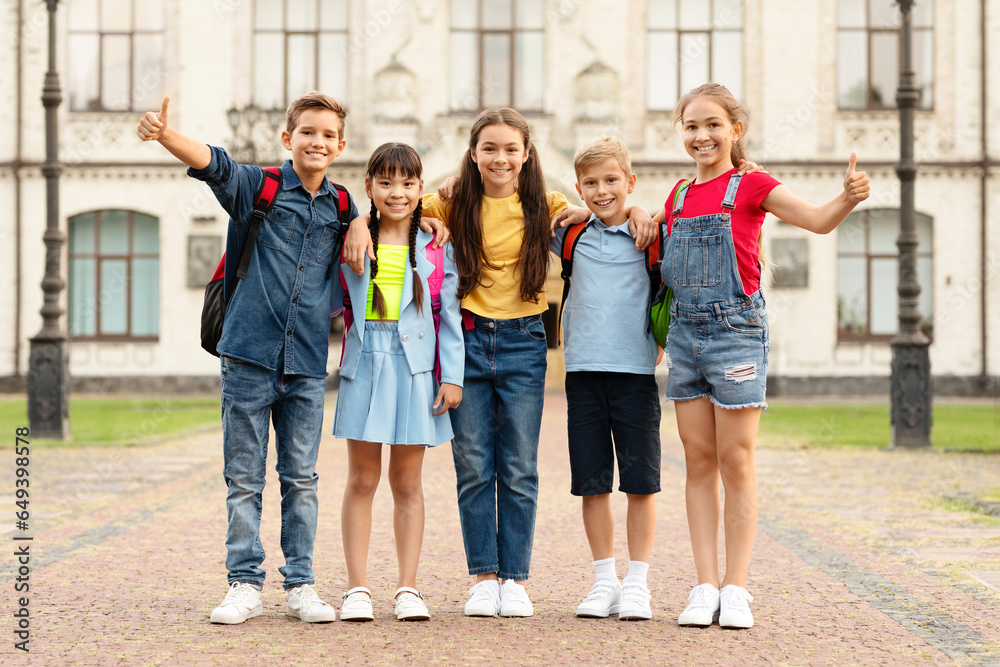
[1,391,999,665]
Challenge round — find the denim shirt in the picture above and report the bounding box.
[188,146,358,377]
[550,214,658,374]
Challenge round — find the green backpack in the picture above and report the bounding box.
[649,179,692,348]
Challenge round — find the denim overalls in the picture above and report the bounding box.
[661,173,769,409]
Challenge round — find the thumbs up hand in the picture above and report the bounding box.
[843,152,870,204]
[137,96,170,142]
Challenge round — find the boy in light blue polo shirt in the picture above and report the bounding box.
[550,137,661,621]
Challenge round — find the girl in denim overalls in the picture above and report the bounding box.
[653,84,870,629]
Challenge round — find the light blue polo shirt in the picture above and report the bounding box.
[550,214,658,374]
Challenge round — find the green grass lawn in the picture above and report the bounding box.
[0,396,221,447]
[759,402,1000,452]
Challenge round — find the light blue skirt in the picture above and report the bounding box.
[333,321,454,446]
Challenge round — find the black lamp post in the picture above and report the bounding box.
[889,0,932,448]
[226,104,284,164]
[27,0,69,439]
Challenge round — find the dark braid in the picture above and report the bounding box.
[369,199,388,319]
[408,200,424,314]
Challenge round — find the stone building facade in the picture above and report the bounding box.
[1,0,997,394]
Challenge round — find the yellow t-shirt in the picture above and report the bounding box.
[422,191,569,318]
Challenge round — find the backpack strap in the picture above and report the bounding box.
[643,224,664,333]
[425,235,446,382]
[557,221,589,346]
[326,182,352,279]
[425,236,445,314]
[231,168,281,296]
[338,243,353,367]
[671,179,693,217]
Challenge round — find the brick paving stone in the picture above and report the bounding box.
[0,392,998,665]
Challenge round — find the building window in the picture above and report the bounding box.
[253,0,349,110]
[67,0,165,112]
[450,0,544,112]
[837,0,933,110]
[69,210,159,340]
[837,209,933,340]
[646,0,744,111]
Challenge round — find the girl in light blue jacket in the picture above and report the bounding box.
[330,143,464,623]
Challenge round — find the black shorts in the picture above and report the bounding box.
[565,371,662,496]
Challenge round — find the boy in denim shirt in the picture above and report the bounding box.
[550,137,661,621]
[138,92,356,624]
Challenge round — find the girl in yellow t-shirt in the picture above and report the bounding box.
[420,108,570,617]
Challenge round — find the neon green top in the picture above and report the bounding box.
[365,244,408,320]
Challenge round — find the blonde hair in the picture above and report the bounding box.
[573,136,632,180]
[285,91,347,136]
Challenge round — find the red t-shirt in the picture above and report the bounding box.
[664,168,781,296]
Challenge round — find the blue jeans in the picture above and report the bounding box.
[449,314,547,581]
[220,355,325,588]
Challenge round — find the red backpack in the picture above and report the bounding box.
[339,238,446,381]
[200,167,351,356]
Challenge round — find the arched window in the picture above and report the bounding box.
[69,210,160,340]
[837,208,932,340]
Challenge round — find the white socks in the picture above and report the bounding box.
[623,560,649,589]
[594,557,618,582]
[594,557,650,588]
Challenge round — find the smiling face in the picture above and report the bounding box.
[281,108,346,176]
[575,158,636,227]
[365,169,424,226]
[680,96,743,181]
[471,123,529,198]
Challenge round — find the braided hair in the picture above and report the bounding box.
[368,198,388,319]
[365,142,425,319]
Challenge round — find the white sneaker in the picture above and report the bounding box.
[719,585,754,629]
[618,582,652,621]
[464,580,501,617]
[340,586,374,622]
[285,584,336,623]
[499,580,534,617]
[394,587,430,621]
[575,579,622,618]
[678,583,721,627]
[210,582,263,624]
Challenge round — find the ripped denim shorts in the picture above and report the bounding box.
[663,291,769,410]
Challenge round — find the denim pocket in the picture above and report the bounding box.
[722,309,764,335]
[672,235,722,287]
[258,206,294,250]
[523,317,547,342]
[315,224,340,264]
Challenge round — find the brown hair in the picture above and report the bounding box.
[674,83,749,167]
[449,107,550,303]
[365,142,425,318]
[573,136,632,180]
[285,90,347,137]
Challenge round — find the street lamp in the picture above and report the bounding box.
[226,103,284,164]
[889,0,932,448]
[27,0,70,438]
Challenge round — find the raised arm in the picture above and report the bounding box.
[761,153,870,234]
[137,96,211,170]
